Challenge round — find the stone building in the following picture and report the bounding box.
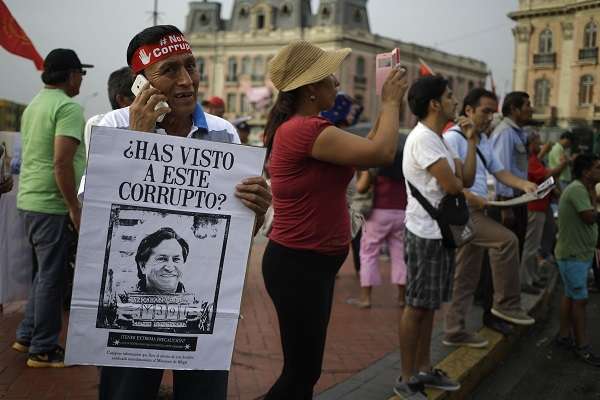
[510,0,600,131]
[185,0,488,127]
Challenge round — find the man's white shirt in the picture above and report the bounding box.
[403,122,459,239]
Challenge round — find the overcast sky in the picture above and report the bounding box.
[0,0,518,118]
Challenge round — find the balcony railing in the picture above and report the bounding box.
[533,52,556,66]
[579,47,598,62]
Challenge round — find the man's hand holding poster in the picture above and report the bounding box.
[65,126,266,370]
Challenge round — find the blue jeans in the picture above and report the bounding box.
[16,211,70,354]
[99,367,228,400]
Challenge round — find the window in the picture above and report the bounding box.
[257,13,265,29]
[253,56,264,80]
[321,6,330,19]
[241,94,249,113]
[356,56,365,77]
[538,28,553,54]
[468,81,475,91]
[227,57,237,81]
[584,21,597,48]
[281,3,292,15]
[447,76,454,89]
[227,93,237,112]
[241,56,252,76]
[580,75,594,105]
[199,13,208,25]
[353,9,362,23]
[534,79,551,107]
[196,57,206,80]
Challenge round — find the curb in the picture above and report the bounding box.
[388,270,558,400]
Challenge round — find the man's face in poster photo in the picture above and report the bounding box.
[136,227,189,294]
[142,238,184,293]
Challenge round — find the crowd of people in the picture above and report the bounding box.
[6,23,600,400]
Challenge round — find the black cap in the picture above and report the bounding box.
[43,49,93,73]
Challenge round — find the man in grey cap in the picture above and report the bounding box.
[11,48,92,368]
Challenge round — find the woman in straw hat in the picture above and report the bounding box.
[261,40,408,399]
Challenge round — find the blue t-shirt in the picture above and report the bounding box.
[445,126,504,199]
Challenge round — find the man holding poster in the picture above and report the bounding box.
[69,25,271,400]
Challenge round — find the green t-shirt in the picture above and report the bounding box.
[555,180,598,261]
[548,142,571,182]
[17,88,86,214]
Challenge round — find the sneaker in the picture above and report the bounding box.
[483,314,515,336]
[443,332,489,348]
[574,345,600,367]
[553,335,575,350]
[393,379,427,399]
[26,346,66,368]
[11,340,30,353]
[417,368,460,391]
[491,308,535,326]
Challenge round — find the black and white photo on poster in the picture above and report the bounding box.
[65,126,266,370]
[96,204,230,335]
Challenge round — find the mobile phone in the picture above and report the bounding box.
[131,74,169,123]
[375,48,401,96]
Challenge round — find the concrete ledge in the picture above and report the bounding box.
[387,270,558,400]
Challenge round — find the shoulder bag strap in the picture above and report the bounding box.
[406,180,439,220]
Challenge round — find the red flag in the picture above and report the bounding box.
[0,0,43,70]
[418,58,434,76]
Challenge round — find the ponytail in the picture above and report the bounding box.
[264,90,299,157]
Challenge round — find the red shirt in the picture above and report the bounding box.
[268,115,354,255]
[373,175,407,209]
[528,154,550,212]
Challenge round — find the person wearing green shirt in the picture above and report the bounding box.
[555,154,600,367]
[12,49,92,368]
[548,131,575,189]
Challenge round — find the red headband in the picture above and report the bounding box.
[130,34,193,73]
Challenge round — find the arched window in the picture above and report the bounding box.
[468,81,475,91]
[227,57,237,81]
[196,57,206,80]
[539,28,553,54]
[534,79,551,107]
[447,76,454,89]
[579,75,594,105]
[356,56,365,77]
[257,13,265,29]
[584,21,598,48]
[253,56,264,80]
[241,56,252,76]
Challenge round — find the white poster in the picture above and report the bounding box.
[65,126,266,370]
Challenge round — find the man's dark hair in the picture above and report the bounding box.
[501,91,529,117]
[126,25,183,68]
[135,227,189,280]
[560,130,575,142]
[107,67,135,110]
[573,154,599,180]
[407,75,449,120]
[460,88,497,116]
[41,70,70,85]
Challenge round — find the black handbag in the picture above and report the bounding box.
[407,181,474,249]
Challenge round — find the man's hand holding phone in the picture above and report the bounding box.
[129,76,171,133]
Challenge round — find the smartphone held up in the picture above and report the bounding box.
[131,74,170,123]
[375,48,401,96]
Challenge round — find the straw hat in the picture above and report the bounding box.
[268,40,351,92]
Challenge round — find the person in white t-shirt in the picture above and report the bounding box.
[84,67,135,157]
[394,75,477,399]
